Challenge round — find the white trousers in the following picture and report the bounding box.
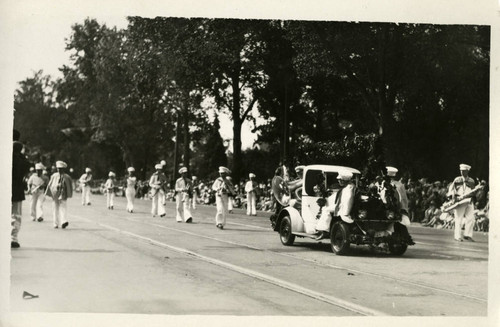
[11,201,22,242]
[30,190,45,219]
[82,185,91,204]
[192,192,198,209]
[126,187,136,212]
[151,190,166,216]
[228,196,234,211]
[215,194,228,226]
[106,191,115,208]
[52,199,67,227]
[454,203,475,239]
[246,192,257,215]
[176,193,193,222]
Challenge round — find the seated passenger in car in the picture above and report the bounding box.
[315,170,355,240]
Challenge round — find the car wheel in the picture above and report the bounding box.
[330,221,350,255]
[388,240,408,255]
[279,216,295,246]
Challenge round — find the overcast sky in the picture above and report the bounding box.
[0,5,260,148]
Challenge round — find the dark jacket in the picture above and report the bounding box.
[12,142,30,202]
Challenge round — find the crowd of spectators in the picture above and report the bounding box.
[398,177,489,232]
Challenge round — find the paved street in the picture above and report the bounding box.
[9,194,488,316]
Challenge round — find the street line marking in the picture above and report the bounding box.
[70,213,386,316]
[69,209,487,304]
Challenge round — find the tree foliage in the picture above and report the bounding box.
[13,18,489,182]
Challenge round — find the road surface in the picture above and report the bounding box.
[8,194,489,317]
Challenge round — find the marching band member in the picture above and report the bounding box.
[382,166,414,245]
[79,168,93,205]
[245,173,258,216]
[192,176,200,210]
[448,164,476,242]
[386,166,411,226]
[27,163,49,222]
[104,172,116,210]
[149,164,167,217]
[212,166,236,229]
[45,161,73,229]
[126,167,137,213]
[175,167,193,223]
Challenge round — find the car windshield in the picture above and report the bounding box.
[304,168,359,196]
[325,172,342,191]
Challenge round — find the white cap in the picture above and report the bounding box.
[56,161,67,169]
[192,176,197,180]
[179,167,188,174]
[35,163,45,170]
[294,165,305,172]
[108,172,115,177]
[459,163,471,171]
[155,164,163,170]
[160,160,166,166]
[85,167,91,173]
[386,166,398,177]
[127,167,135,172]
[249,173,256,178]
[337,170,353,181]
[219,166,230,174]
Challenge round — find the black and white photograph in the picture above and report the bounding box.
[1,1,499,326]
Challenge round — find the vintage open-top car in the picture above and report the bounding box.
[270,164,414,255]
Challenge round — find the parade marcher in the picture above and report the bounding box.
[79,168,93,205]
[175,167,193,223]
[315,170,355,240]
[45,161,73,229]
[448,164,477,242]
[27,163,49,222]
[382,166,414,245]
[149,164,167,217]
[212,166,236,229]
[125,167,137,213]
[11,140,31,248]
[245,173,258,216]
[104,172,116,210]
[192,176,200,210]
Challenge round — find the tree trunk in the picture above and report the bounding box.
[231,72,242,183]
[182,97,190,172]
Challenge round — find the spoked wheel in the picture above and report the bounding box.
[279,216,295,246]
[330,221,351,255]
[388,227,409,255]
[388,238,408,255]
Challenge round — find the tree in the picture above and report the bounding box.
[200,19,268,182]
[190,115,227,180]
[14,70,76,165]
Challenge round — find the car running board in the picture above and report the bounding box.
[293,232,322,239]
